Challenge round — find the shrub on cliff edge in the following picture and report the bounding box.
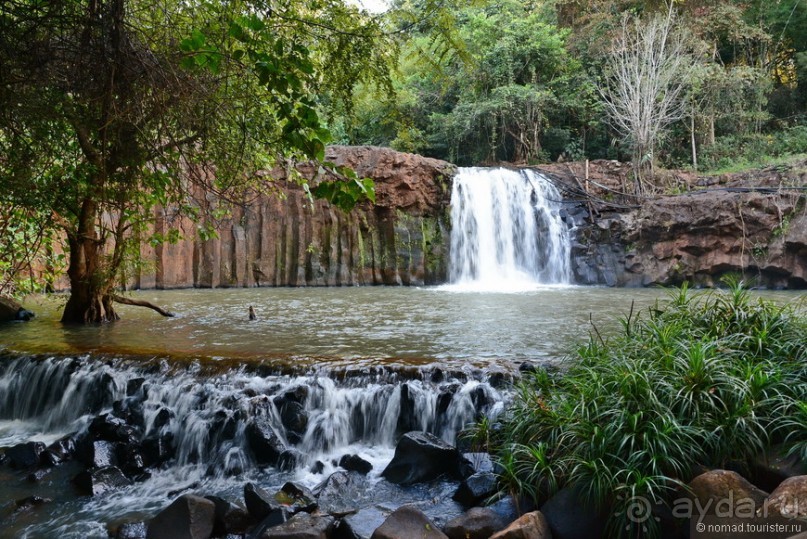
[486,279,807,538]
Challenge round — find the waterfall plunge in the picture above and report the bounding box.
[447,167,571,291]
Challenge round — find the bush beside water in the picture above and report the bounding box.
[483,280,807,538]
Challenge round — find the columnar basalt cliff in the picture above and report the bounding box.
[132,146,455,289]
[543,160,807,289]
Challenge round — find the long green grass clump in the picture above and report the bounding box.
[487,280,807,537]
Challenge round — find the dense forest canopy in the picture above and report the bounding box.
[0,0,805,318]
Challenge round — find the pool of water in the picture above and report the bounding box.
[0,285,723,369]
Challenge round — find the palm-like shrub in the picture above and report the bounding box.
[489,280,806,537]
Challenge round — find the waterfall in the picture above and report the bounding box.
[0,355,504,476]
[448,167,571,291]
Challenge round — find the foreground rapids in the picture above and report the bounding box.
[0,353,508,537]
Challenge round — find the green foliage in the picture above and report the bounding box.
[488,280,807,537]
[699,126,807,172]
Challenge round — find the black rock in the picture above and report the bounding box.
[279,385,309,405]
[42,434,79,466]
[146,494,216,539]
[90,413,141,445]
[5,441,46,469]
[116,443,146,477]
[310,461,325,474]
[339,454,373,475]
[205,495,254,536]
[244,482,288,523]
[73,465,132,496]
[153,408,173,431]
[246,419,288,468]
[453,472,498,507]
[382,431,474,485]
[14,495,51,512]
[77,439,118,469]
[115,521,147,539]
[462,453,496,475]
[142,434,175,467]
[541,485,607,539]
[485,495,520,525]
[26,468,52,482]
[396,383,418,435]
[444,507,507,539]
[273,481,316,515]
[127,378,146,397]
[275,399,309,439]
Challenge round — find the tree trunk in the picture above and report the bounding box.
[60,197,119,324]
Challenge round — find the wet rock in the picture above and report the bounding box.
[463,453,496,475]
[485,496,521,526]
[339,454,373,475]
[310,461,325,474]
[453,472,498,507]
[142,433,175,467]
[275,398,309,441]
[90,413,141,445]
[316,471,366,516]
[26,468,52,482]
[765,475,807,519]
[77,440,118,469]
[73,465,132,496]
[0,296,34,322]
[436,385,459,418]
[42,434,78,466]
[127,378,146,397]
[5,441,46,469]
[153,408,173,431]
[210,410,238,442]
[489,511,551,539]
[444,507,507,539]
[116,443,147,477]
[146,494,216,539]
[370,505,448,539]
[396,383,418,435]
[246,419,289,468]
[258,512,335,539]
[541,486,606,539]
[687,469,769,514]
[336,507,389,539]
[244,482,289,524]
[115,521,147,539]
[276,481,318,514]
[205,495,254,536]
[382,431,474,485]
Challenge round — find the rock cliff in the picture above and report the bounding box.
[133,146,455,289]
[545,160,807,289]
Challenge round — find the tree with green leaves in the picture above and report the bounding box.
[0,0,390,323]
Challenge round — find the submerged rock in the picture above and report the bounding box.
[73,466,132,496]
[115,521,147,539]
[146,494,216,539]
[382,431,473,485]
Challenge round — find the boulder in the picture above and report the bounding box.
[339,454,373,475]
[246,419,298,469]
[0,296,34,322]
[42,434,78,466]
[77,440,118,469]
[382,431,473,485]
[485,496,521,526]
[258,512,335,539]
[489,511,551,539]
[244,482,289,524]
[142,433,175,467]
[463,453,496,475]
[73,466,132,496]
[765,475,807,519]
[316,471,366,516]
[275,482,318,514]
[370,506,448,539]
[444,507,507,539]
[275,398,309,443]
[336,507,390,539]
[541,486,606,539]
[453,472,498,507]
[5,441,45,469]
[687,469,769,514]
[204,495,253,536]
[146,494,216,539]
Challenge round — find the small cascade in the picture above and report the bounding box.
[448,167,571,290]
[0,355,505,476]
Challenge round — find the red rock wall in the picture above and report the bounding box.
[127,146,455,289]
